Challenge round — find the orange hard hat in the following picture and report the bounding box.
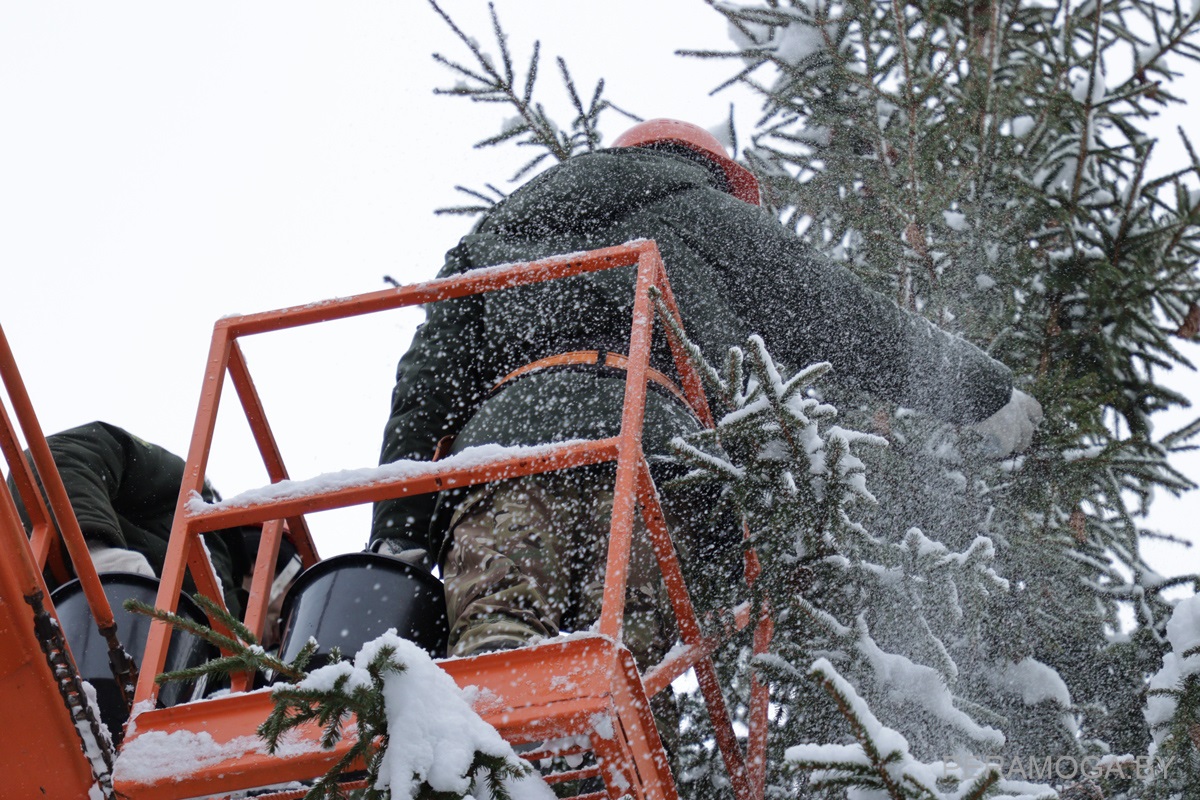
[612,118,760,205]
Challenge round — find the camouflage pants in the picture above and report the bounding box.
[441,467,677,672]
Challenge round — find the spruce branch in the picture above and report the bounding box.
[259,645,401,800]
[651,286,736,409]
[127,599,530,800]
[124,595,307,684]
[428,0,637,209]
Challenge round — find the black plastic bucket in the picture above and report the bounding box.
[276,552,449,671]
[49,573,216,741]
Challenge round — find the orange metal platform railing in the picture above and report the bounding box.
[36,240,772,800]
[0,322,144,799]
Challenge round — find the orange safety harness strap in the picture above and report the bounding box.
[494,350,689,406]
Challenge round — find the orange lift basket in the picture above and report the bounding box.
[0,240,775,800]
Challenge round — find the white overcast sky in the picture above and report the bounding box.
[1,1,1197,576]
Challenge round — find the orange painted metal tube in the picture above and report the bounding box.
[634,459,752,799]
[0,399,55,570]
[0,485,105,799]
[653,260,715,428]
[0,323,117,631]
[227,340,318,566]
[744,539,772,800]
[218,244,645,338]
[181,438,622,533]
[597,245,661,642]
[747,601,774,800]
[0,439,56,606]
[231,516,285,693]
[136,324,235,705]
[114,690,366,800]
[0,324,116,798]
[240,517,284,646]
[635,460,706,649]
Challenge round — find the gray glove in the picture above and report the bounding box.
[968,389,1043,458]
[87,541,156,577]
[370,538,431,570]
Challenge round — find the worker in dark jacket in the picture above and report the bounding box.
[370,119,1042,663]
[9,421,260,617]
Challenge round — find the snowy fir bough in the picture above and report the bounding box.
[652,313,1058,799]
[125,597,538,800]
[427,1,1200,797]
[426,0,638,214]
[1141,594,1200,798]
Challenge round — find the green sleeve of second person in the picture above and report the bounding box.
[370,241,492,554]
[14,420,247,612]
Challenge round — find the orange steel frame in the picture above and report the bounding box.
[0,326,125,641]
[0,324,123,797]
[2,241,774,799]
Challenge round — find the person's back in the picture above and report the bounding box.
[9,420,253,615]
[372,129,1025,565]
[368,117,1044,770]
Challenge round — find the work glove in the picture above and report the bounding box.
[264,555,303,650]
[87,541,156,578]
[968,388,1043,458]
[369,538,432,571]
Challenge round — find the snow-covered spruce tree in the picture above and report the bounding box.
[425,0,1200,795]
[681,0,1200,777]
[1142,594,1200,797]
[653,313,1058,799]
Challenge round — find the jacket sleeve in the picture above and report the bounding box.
[665,190,1013,424]
[39,421,168,549]
[370,241,492,556]
[9,421,246,610]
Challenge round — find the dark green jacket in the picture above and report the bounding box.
[371,148,1012,555]
[8,421,251,614]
